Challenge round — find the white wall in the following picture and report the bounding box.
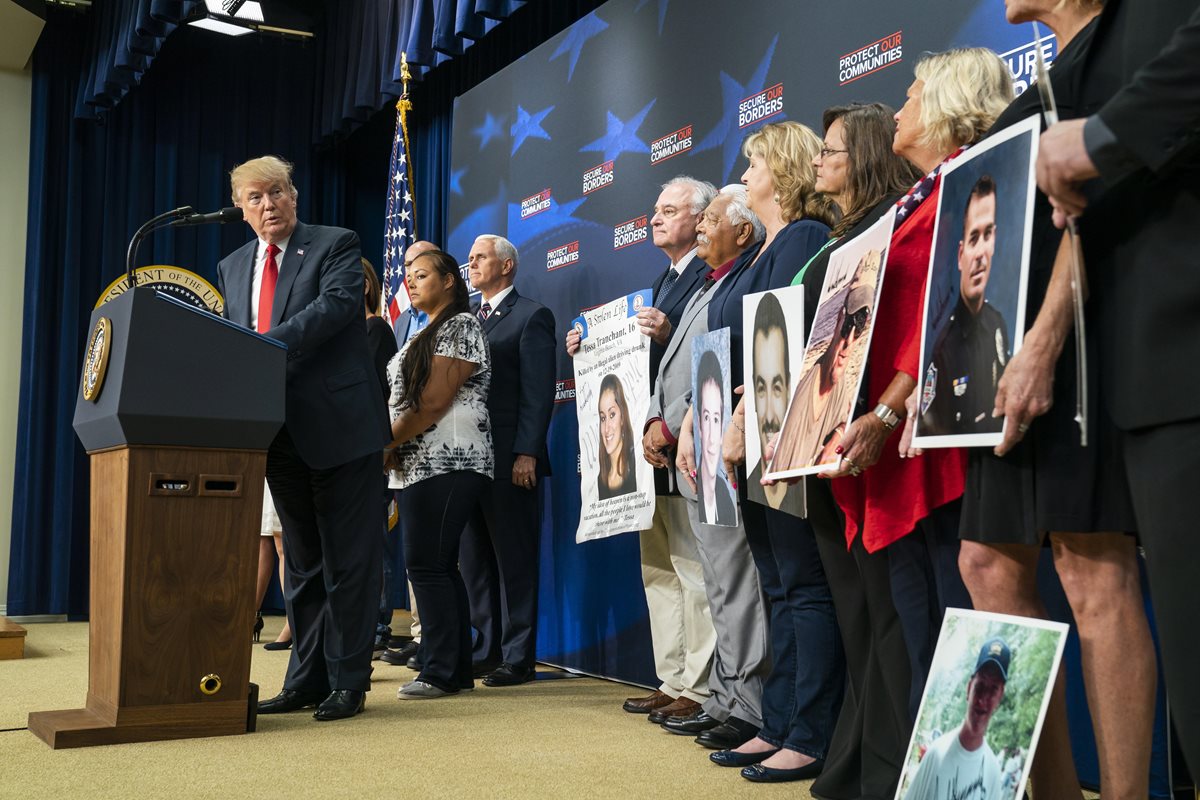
[0,66,32,614]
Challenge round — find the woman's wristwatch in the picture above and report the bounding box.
[873,403,901,432]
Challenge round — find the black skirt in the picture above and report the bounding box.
[959,323,1137,544]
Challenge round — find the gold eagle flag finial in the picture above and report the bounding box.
[397,51,413,122]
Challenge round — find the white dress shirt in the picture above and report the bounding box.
[250,235,290,331]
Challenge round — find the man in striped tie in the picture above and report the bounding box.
[460,234,557,687]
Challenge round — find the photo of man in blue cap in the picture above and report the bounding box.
[903,637,1010,800]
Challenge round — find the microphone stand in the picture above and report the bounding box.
[125,207,195,291]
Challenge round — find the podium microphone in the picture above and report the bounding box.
[173,207,244,226]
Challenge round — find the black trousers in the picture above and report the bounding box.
[887,499,970,722]
[808,481,912,800]
[400,470,490,692]
[1123,421,1200,777]
[460,475,542,669]
[267,429,384,693]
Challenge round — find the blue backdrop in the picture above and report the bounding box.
[443,0,1054,687]
[7,1,1173,792]
[443,1,1170,793]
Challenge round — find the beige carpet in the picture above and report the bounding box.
[1,620,815,799]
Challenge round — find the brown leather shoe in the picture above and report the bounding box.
[622,689,674,714]
[648,696,702,724]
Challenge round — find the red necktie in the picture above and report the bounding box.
[257,243,280,333]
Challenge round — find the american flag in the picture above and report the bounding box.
[382,98,415,335]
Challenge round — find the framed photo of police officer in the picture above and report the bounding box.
[742,286,806,517]
[913,116,1039,449]
[895,608,1069,800]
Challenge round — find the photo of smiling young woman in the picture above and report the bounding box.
[596,372,638,500]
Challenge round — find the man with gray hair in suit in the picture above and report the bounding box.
[649,185,771,750]
[566,175,717,721]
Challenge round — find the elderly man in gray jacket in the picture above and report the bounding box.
[643,184,771,750]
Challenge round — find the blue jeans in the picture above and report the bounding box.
[741,501,844,758]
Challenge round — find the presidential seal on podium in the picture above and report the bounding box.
[81,316,111,402]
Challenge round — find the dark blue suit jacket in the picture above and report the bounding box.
[217,221,389,469]
[708,219,830,382]
[477,288,557,478]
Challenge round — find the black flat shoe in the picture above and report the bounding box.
[257,688,325,714]
[263,638,293,651]
[709,747,780,768]
[482,663,536,686]
[313,690,365,721]
[740,759,824,783]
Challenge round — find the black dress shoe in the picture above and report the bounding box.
[406,655,422,670]
[695,716,760,750]
[709,747,780,768]
[380,640,419,665]
[257,688,325,714]
[482,663,535,686]
[472,660,502,678]
[313,690,365,721]
[740,759,823,782]
[661,709,721,735]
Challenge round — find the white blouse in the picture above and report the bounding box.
[387,312,493,489]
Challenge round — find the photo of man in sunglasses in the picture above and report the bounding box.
[920,175,1011,437]
[769,270,875,473]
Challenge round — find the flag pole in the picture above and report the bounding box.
[398,52,416,240]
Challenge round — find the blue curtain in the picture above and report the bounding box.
[7,12,350,616]
[73,0,203,120]
[8,0,605,615]
[313,0,526,142]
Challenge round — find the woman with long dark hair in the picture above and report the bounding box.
[385,249,492,700]
[596,373,637,500]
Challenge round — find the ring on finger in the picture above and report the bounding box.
[842,456,860,470]
[1018,422,1030,434]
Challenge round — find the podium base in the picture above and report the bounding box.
[28,684,259,749]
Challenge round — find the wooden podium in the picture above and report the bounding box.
[29,288,286,749]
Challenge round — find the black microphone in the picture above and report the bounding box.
[173,207,244,226]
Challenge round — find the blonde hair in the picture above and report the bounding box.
[229,155,298,204]
[741,122,837,227]
[913,48,1013,154]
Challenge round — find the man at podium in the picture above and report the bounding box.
[216,155,390,722]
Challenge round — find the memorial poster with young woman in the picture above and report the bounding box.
[572,289,656,542]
